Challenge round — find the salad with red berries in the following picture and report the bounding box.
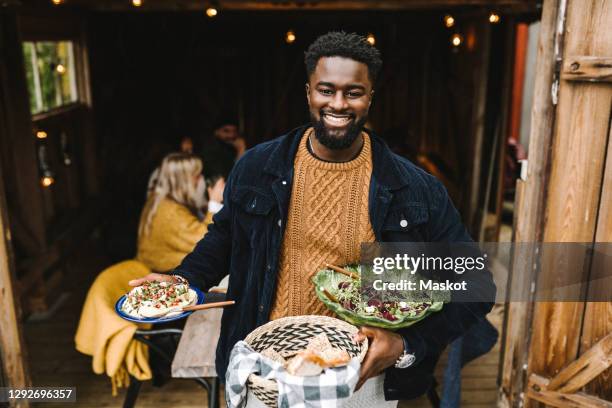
[312,265,444,329]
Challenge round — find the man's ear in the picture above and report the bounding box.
[369,90,374,106]
[305,83,310,104]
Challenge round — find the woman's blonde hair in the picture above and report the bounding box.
[139,153,204,236]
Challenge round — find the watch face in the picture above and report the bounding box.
[397,353,416,369]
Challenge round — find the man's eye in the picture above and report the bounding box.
[319,89,333,95]
[347,92,363,98]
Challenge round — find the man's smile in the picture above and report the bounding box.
[321,112,354,129]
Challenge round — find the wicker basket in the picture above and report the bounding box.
[243,315,368,407]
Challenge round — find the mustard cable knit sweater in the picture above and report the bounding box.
[269,129,375,320]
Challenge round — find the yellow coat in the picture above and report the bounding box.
[75,199,212,394]
[75,260,152,395]
[136,198,213,272]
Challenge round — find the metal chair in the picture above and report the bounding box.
[123,327,220,408]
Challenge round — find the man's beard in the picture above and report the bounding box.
[311,112,367,150]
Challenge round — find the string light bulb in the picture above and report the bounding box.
[451,33,463,47]
[489,12,501,24]
[36,130,48,139]
[132,0,142,6]
[285,30,296,44]
[366,33,376,46]
[41,176,55,187]
[51,0,63,4]
[56,64,66,74]
[206,7,218,17]
[444,14,455,28]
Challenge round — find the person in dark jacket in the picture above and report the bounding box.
[129,31,495,402]
[200,115,247,179]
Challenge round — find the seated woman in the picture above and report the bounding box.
[137,152,225,274]
[76,153,225,395]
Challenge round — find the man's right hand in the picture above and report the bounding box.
[128,273,175,287]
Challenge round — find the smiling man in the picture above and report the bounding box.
[130,32,495,404]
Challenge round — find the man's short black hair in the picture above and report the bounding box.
[213,113,239,130]
[304,31,382,84]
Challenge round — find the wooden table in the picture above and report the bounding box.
[171,295,224,379]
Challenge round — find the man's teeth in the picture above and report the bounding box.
[324,114,351,125]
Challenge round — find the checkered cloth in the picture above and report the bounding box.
[226,341,361,408]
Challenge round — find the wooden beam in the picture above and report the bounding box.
[562,56,612,83]
[0,11,31,395]
[528,374,612,408]
[526,0,612,405]
[499,0,562,405]
[26,0,540,12]
[547,332,612,393]
[579,113,612,398]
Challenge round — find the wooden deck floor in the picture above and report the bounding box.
[24,240,502,408]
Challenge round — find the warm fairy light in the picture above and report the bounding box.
[451,33,463,47]
[51,0,63,4]
[41,176,54,187]
[132,0,142,6]
[56,64,66,74]
[36,130,48,139]
[444,14,455,28]
[206,7,218,17]
[366,33,376,46]
[489,12,501,24]
[285,30,296,44]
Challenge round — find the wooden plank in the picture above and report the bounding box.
[579,112,612,399]
[562,56,612,83]
[467,19,492,232]
[63,0,540,12]
[547,332,612,393]
[528,375,612,408]
[500,0,562,405]
[527,0,612,394]
[0,11,32,407]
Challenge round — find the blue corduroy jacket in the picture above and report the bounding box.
[174,125,495,400]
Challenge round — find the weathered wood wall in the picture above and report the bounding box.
[501,0,612,405]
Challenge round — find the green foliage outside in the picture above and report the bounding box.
[22,41,78,114]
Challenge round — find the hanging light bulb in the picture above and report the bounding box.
[41,176,54,187]
[444,14,455,28]
[206,7,218,17]
[132,0,142,6]
[366,33,376,46]
[489,12,501,24]
[285,30,296,44]
[56,64,66,74]
[36,130,48,139]
[51,0,63,5]
[451,33,463,47]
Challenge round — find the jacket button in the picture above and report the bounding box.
[277,219,282,227]
[258,304,264,312]
[282,180,287,185]
[267,264,271,270]
[400,219,408,228]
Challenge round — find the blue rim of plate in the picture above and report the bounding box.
[115,286,205,324]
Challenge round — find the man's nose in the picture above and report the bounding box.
[329,91,349,111]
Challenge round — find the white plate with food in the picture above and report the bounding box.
[115,280,205,323]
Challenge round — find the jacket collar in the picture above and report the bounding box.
[263,124,410,191]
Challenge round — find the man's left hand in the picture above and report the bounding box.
[353,326,405,391]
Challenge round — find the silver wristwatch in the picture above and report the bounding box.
[394,338,416,369]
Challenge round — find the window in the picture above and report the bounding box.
[22,41,79,114]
